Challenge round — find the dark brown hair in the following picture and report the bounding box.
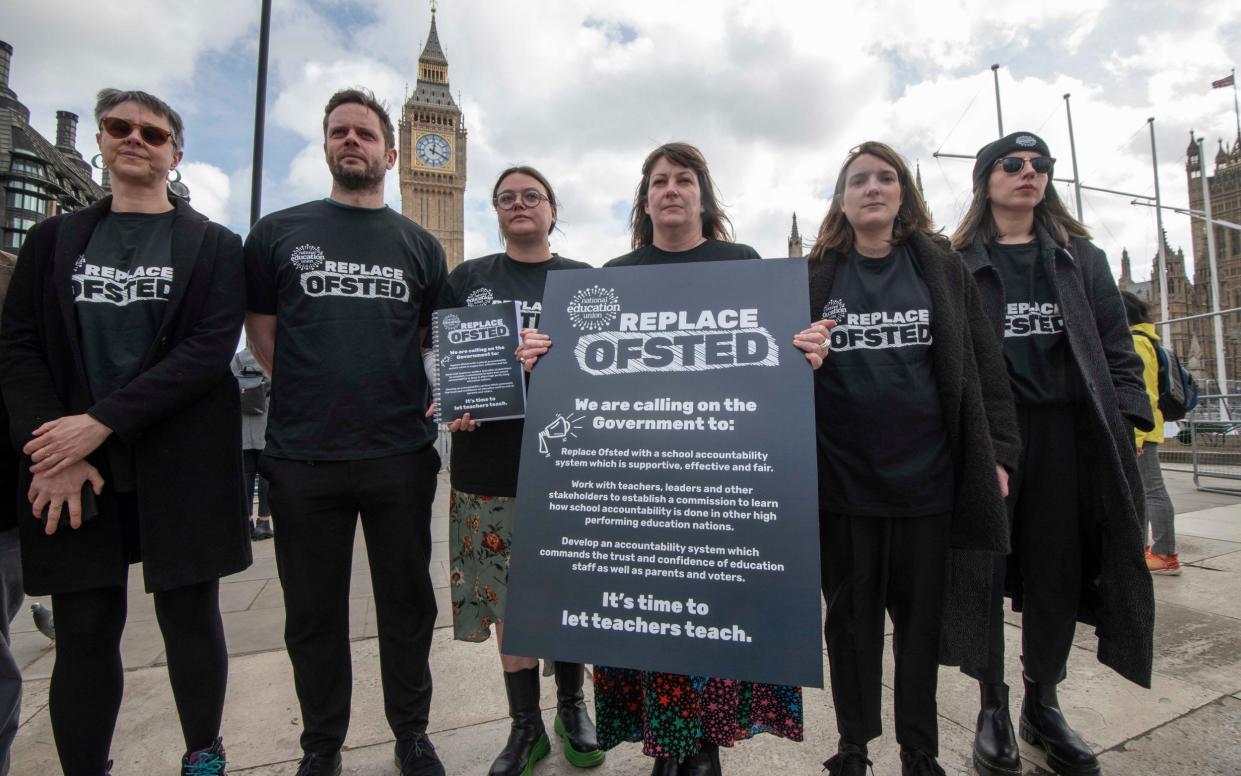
[492,165,558,235]
[949,159,1091,250]
[628,142,733,249]
[808,141,936,260]
[322,88,396,150]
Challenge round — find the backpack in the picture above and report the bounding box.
[1134,330,1197,421]
[237,370,268,416]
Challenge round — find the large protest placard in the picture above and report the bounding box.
[504,258,823,688]
[431,301,526,423]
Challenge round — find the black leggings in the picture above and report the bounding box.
[49,579,227,776]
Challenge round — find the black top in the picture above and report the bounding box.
[989,241,1076,405]
[814,244,953,517]
[435,253,590,496]
[75,211,176,490]
[245,199,447,460]
[605,239,761,267]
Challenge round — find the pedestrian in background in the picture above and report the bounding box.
[232,348,273,541]
[1123,291,1180,575]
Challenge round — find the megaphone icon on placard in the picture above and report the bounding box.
[538,413,582,457]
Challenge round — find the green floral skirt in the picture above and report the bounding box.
[449,489,514,642]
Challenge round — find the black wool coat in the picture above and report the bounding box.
[0,196,252,595]
[962,227,1155,688]
[810,232,1020,668]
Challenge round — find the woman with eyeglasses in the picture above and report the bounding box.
[432,166,602,776]
[515,142,828,776]
[0,89,249,776]
[810,141,1017,776]
[951,132,1154,776]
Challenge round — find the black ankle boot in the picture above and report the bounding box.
[679,742,721,776]
[489,667,550,776]
[1019,674,1100,775]
[649,757,679,776]
[974,682,1021,775]
[553,661,604,767]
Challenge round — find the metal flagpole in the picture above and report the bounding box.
[991,65,1004,137]
[1149,118,1170,339]
[1064,94,1084,221]
[249,0,272,227]
[1198,136,1229,416]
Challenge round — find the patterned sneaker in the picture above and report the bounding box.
[182,737,227,776]
[1146,549,1182,575]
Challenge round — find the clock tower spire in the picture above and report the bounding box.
[400,1,467,270]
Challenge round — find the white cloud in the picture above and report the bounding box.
[177,161,231,224]
[5,0,1241,277]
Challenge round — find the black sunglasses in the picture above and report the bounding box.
[996,156,1054,174]
[99,116,176,147]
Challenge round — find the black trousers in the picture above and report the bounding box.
[242,448,270,517]
[821,510,951,755]
[263,448,441,754]
[982,404,1081,684]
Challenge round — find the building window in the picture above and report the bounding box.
[6,190,49,215]
[9,157,46,178]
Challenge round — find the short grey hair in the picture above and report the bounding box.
[94,88,185,150]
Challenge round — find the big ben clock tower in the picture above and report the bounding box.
[400,4,467,270]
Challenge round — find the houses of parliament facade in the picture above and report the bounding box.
[1120,133,1241,390]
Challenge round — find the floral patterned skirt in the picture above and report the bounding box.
[448,490,513,642]
[594,667,804,760]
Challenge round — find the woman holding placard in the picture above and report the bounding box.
[515,142,829,776]
[951,132,1154,776]
[808,141,1018,776]
[433,166,599,776]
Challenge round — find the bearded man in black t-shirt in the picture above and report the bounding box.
[243,89,447,776]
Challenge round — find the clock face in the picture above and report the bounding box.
[415,133,452,168]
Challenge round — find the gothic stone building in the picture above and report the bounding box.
[0,41,104,251]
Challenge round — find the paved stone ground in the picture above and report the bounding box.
[9,468,1241,775]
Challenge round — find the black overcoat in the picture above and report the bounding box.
[810,232,1020,667]
[962,227,1155,688]
[0,196,252,595]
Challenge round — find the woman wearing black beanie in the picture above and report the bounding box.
[951,131,1155,776]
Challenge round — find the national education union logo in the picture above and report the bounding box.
[441,313,462,331]
[822,298,847,324]
[466,287,495,307]
[566,285,621,332]
[289,244,326,271]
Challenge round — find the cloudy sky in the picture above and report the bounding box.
[4,0,1239,279]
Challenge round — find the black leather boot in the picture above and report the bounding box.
[974,682,1021,775]
[489,668,550,776]
[679,741,721,776]
[1019,674,1100,775]
[649,757,679,776]
[553,661,604,767]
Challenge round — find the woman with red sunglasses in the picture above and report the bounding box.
[951,132,1155,776]
[0,89,248,776]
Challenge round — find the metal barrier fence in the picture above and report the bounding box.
[1158,393,1241,494]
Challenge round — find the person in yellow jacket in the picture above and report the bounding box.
[1122,291,1181,575]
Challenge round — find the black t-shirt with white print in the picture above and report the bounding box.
[605,239,761,267]
[989,241,1075,405]
[244,199,447,460]
[75,210,176,491]
[815,243,953,517]
[435,253,590,496]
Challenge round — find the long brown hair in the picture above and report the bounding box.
[628,142,733,249]
[808,141,936,260]
[949,164,1090,250]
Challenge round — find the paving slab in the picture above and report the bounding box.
[1152,552,1241,620]
[1074,599,1241,695]
[1170,533,1241,564]
[1175,507,1241,543]
[1096,695,1241,775]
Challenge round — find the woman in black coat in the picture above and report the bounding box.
[951,131,1155,776]
[0,89,249,776]
[810,141,1018,776]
